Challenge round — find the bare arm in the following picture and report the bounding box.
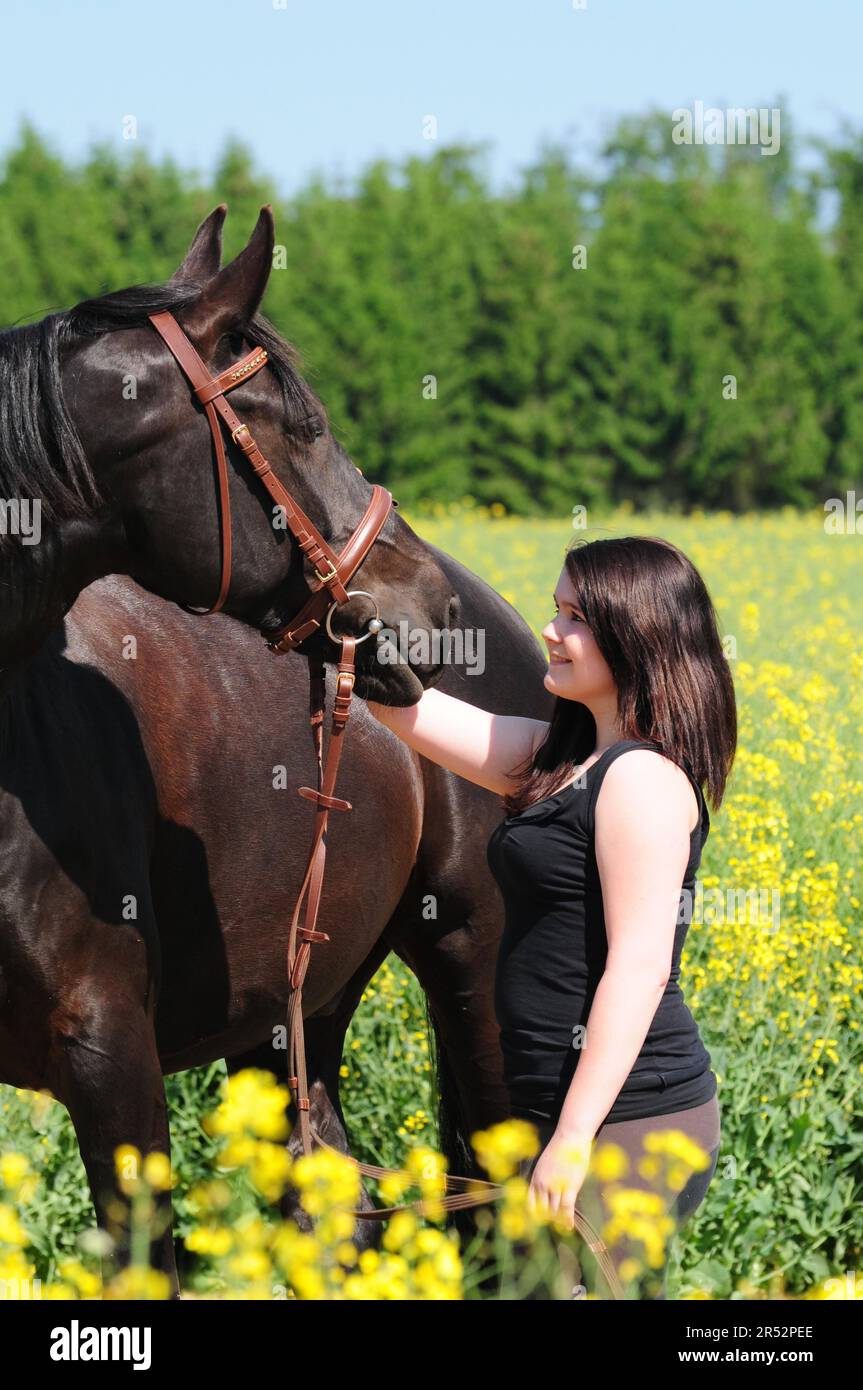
[553,751,696,1141]
[365,687,549,795]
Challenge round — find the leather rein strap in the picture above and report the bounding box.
[146,307,390,1161]
[309,1132,625,1298]
[146,311,624,1300]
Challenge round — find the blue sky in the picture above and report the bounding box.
[2,0,859,194]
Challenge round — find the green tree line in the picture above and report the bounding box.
[1,115,861,514]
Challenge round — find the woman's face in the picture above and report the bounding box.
[541,566,616,704]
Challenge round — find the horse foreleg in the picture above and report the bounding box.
[385,884,511,1294]
[51,989,179,1299]
[391,885,511,1146]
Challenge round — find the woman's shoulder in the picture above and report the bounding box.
[588,741,704,837]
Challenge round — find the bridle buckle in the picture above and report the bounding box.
[231,423,250,444]
[313,559,339,584]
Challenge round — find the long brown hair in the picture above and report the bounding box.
[503,535,737,815]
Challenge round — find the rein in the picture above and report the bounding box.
[307,1128,625,1298]
[146,311,624,1300]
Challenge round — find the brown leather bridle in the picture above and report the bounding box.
[147,309,394,1148]
[144,311,624,1297]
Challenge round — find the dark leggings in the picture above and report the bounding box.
[517,1093,721,1300]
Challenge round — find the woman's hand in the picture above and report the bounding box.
[527,1130,593,1231]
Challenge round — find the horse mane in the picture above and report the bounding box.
[0,277,327,666]
[0,278,326,528]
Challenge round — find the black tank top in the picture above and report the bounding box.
[486,738,717,1126]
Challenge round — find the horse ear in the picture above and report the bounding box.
[179,205,275,356]
[170,204,228,284]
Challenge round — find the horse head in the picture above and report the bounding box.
[48,205,458,702]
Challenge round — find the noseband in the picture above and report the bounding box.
[147,310,393,1161]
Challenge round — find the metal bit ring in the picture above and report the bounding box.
[324,590,382,646]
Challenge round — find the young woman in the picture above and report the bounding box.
[366,535,736,1298]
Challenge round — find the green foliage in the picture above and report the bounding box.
[0,114,860,512]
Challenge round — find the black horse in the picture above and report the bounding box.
[0,207,552,1294]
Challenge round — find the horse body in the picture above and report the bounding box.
[0,551,551,1289]
[0,572,422,1077]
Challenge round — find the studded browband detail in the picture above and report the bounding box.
[228,351,267,381]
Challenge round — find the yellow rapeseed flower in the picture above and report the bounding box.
[57,1259,102,1299]
[249,1140,293,1201]
[203,1068,290,1142]
[113,1143,142,1194]
[0,1153,31,1192]
[0,1203,28,1246]
[471,1119,540,1182]
[142,1152,173,1192]
[103,1266,172,1300]
[592,1142,629,1183]
[185,1224,234,1257]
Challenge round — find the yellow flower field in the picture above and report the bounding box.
[1,505,860,1298]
